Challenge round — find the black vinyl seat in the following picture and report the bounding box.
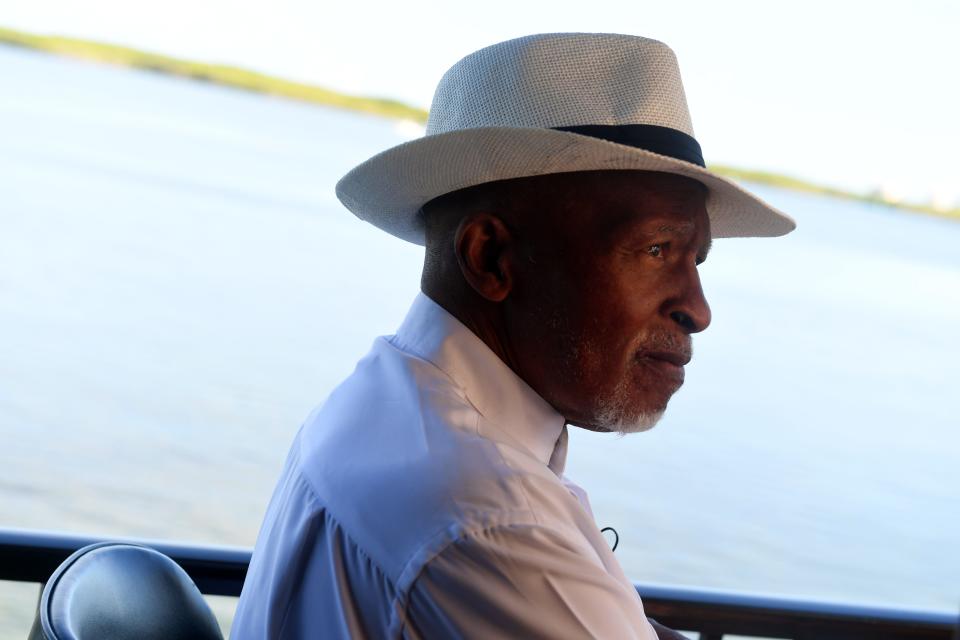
[29,542,223,640]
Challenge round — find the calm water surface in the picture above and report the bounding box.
[1,46,958,634]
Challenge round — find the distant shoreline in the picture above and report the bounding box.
[708,166,959,222]
[0,26,427,123]
[1,25,956,222]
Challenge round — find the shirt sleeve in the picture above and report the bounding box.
[401,524,658,640]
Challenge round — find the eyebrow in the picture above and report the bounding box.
[652,222,712,260]
[656,222,694,234]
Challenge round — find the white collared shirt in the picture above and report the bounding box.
[232,294,656,639]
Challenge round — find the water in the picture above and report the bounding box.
[1,45,958,635]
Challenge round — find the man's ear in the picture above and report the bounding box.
[453,213,514,302]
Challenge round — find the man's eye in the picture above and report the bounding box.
[647,243,665,258]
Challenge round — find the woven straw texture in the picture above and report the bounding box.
[336,33,795,244]
[426,33,694,136]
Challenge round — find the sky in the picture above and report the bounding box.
[3,0,957,205]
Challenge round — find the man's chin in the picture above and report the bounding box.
[604,409,665,435]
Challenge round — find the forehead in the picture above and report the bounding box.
[527,170,710,238]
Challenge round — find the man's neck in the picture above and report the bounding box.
[419,284,521,378]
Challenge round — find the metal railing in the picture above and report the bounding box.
[2,527,956,639]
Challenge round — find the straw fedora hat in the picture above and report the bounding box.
[336,32,795,243]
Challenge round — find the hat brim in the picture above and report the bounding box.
[335,126,796,244]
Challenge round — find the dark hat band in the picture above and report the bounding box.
[552,124,705,168]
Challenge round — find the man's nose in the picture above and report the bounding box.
[667,265,712,334]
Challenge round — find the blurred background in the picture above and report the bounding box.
[1,0,958,636]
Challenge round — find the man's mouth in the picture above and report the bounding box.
[636,348,691,384]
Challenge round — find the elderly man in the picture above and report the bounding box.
[232,33,794,639]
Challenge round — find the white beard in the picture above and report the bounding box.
[593,377,666,434]
[556,319,677,435]
[596,406,665,434]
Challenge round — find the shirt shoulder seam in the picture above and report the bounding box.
[393,522,579,638]
[293,452,395,581]
[276,439,400,638]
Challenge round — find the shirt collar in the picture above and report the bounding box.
[391,293,568,476]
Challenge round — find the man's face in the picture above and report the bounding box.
[506,171,712,433]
